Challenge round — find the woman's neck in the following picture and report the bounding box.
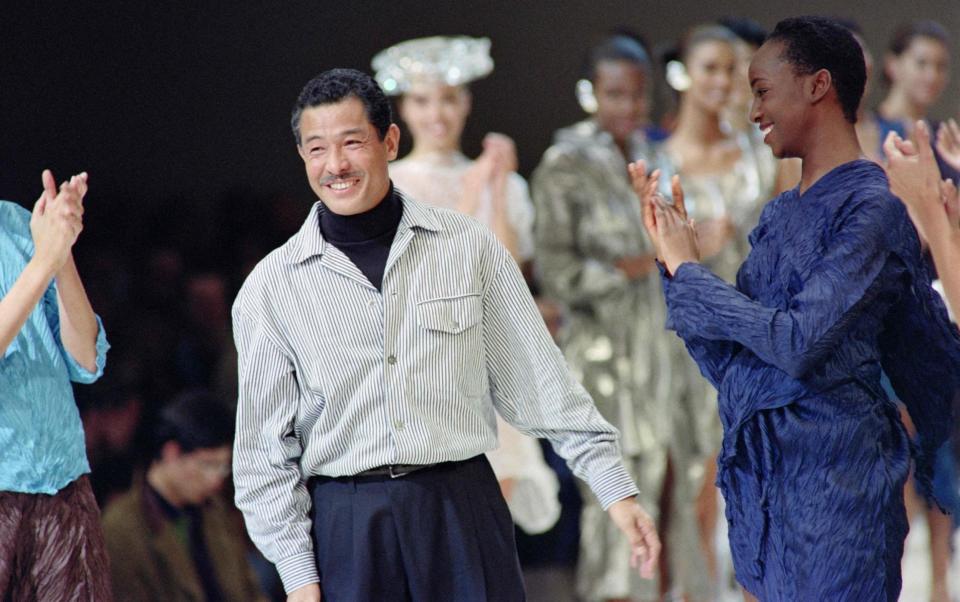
[406,141,461,161]
[672,99,726,145]
[879,89,926,123]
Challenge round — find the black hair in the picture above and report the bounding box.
[888,20,950,56]
[676,24,739,64]
[767,16,866,124]
[150,390,234,460]
[582,33,651,81]
[290,68,393,144]
[717,16,767,48]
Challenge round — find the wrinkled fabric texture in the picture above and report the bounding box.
[661,160,960,600]
[532,120,712,601]
[0,475,113,601]
[0,201,110,495]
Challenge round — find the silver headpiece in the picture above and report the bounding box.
[372,36,494,96]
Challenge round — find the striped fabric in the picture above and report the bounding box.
[232,190,639,592]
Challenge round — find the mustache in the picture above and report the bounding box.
[320,172,363,186]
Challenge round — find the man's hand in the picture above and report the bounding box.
[607,497,660,579]
[936,118,960,172]
[287,583,321,602]
[30,170,87,274]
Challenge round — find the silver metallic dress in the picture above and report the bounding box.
[532,120,713,601]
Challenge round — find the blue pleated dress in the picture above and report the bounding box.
[660,160,960,601]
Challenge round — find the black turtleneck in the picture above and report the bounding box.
[318,185,403,291]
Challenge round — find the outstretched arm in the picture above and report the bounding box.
[886,121,960,318]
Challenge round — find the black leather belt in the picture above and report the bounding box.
[353,463,438,479]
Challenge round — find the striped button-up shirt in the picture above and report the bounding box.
[232,191,639,592]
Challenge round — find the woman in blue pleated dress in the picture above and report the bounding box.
[630,17,960,601]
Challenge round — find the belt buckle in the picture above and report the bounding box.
[388,465,408,479]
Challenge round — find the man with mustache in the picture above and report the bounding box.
[231,68,661,602]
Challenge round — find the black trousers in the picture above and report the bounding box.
[308,455,525,601]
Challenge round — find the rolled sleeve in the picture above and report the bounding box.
[62,315,109,383]
[232,304,317,594]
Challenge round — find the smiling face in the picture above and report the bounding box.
[593,59,648,146]
[749,41,812,159]
[887,36,950,111]
[297,97,400,215]
[399,83,470,153]
[685,39,737,116]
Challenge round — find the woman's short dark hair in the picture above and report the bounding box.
[582,33,651,82]
[768,16,866,124]
[717,16,767,48]
[888,20,951,57]
[290,68,393,144]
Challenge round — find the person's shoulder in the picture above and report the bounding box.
[234,245,289,313]
[423,202,493,239]
[535,121,596,168]
[842,163,905,219]
[101,488,144,535]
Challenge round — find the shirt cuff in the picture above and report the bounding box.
[276,551,320,594]
[589,462,641,511]
[65,315,110,384]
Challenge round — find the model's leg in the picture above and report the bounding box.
[696,455,719,580]
[928,508,952,602]
[30,476,113,602]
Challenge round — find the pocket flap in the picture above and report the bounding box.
[416,293,483,334]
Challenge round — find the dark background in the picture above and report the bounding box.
[3,1,958,220]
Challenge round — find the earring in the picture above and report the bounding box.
[576,79,598,114]
[666,60,691,92]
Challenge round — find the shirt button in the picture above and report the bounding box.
[451,320,460,330]
[387,355,397,365]
[368,299,376,308]
[394,419,405,430]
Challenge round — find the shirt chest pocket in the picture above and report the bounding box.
[416,293,483,334]
[413,293,487,397]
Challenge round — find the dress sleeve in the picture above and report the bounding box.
[880,246,960,502]
[663,195,906,380]
[659,264,740,389]
[232,302,317,594]
[481,242,639,509]
[531,152,631,306]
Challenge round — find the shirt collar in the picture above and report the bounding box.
[286,183,443,265]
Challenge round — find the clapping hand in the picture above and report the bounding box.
[883,121,959,244]
[627,160,700,275]
[936,118,960,173]
[30,170,88,274]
